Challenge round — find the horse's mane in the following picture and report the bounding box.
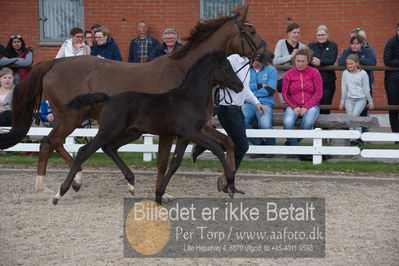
[170,4,247,60]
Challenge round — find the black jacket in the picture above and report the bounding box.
[308,40,338,83]
[0,44,14,58]
[149,42,182,61]
[383,34,399,80]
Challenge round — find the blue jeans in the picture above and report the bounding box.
[283,106,320,145]
[215,106,248,169]
[242,103,276,145]
[345,97,367,131]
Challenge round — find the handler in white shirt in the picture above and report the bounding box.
[214,54,265,169]
[56,27,90,58]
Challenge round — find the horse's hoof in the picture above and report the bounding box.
[72,172,83,192]
[217,177,228,193]
[155,197,162,205]
[52,198,59,205]
[127,183,135,197]
[52,191,62,205]
[228,190,235,198]
[72,181,81,192]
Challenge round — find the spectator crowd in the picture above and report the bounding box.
[0,20,398,163]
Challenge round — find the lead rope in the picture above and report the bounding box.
[213,60,252,105]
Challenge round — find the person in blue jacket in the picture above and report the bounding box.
[40,99,56,127]
[91,27,122,61]
[40,99,90,128]
[242,57,277,149]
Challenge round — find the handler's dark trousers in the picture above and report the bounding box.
[385,78,399,132]
[215,105,248,169]
[319,81,336,115]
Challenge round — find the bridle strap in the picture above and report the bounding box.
[232,15,266,59]
[214,59,251,105]
[235,60,251,74]
[214,15,267,105]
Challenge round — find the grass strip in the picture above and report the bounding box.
[1,151,398,173]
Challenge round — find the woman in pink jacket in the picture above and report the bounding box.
[282,47,323,146]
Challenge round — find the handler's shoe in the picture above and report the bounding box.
[298,155,312,161]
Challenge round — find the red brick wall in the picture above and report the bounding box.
[1,0,398,107]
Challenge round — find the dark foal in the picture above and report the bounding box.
[53,50,243,205]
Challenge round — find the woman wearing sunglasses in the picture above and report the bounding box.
[0,35,33,83]
[56,27,90,58]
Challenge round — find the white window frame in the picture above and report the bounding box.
[200,0,246,19]
[39,0,84,45]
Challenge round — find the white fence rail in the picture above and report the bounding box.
[1,127,398,165]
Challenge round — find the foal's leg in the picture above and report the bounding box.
[100,129,142,196]
[191,120,213,163]
[155,135,174,200]
[156,137,189,205]
[52,134,110,205]
[190,132,244,197]
[200,125,236,192]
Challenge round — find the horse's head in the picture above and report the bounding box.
[227,5,274,63]
[212,51,243,93]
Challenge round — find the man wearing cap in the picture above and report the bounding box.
[128,21,159,63]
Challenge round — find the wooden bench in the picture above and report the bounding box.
[212,113,379,129]
[272,113,379,129]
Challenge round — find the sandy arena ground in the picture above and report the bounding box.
[0,165,398,266]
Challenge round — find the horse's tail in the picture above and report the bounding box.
[67,93,110,110]
[0,59,57,150]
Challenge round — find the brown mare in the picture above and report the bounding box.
[0,5,272,195]
[52,50,243,205]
